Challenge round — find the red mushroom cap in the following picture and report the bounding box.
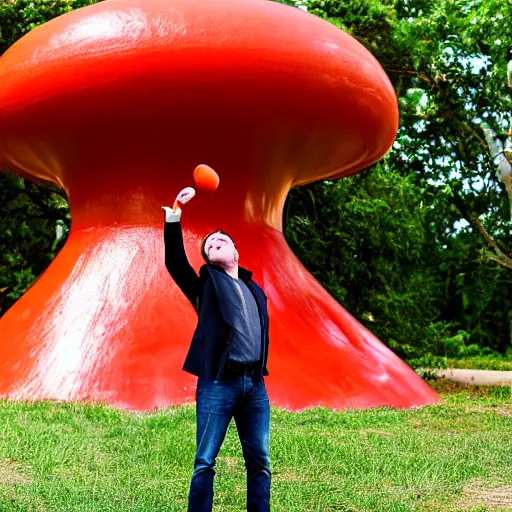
[0,0,397,196]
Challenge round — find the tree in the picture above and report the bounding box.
[284,163,450,360]
[279,0,512,354]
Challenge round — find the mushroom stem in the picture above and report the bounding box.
[0,219,439,410]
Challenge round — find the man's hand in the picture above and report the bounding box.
[162,186,196,223]
[176,187,196,206]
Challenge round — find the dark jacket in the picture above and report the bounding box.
[164,221,270,381]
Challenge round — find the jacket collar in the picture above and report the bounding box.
[200,263,253,281]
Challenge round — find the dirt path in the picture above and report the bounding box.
[430,368,512,385]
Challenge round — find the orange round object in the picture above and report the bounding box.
[193,164,220,192]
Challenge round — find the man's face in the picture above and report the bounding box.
[204,232,239,266]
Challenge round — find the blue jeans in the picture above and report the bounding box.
[187,370,271,511]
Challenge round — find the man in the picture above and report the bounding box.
[162,191,271,512]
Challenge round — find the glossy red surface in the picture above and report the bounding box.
[0,0,439,410]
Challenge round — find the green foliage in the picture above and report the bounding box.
[309,0,399,69]
[387,0,512,354]
[281,0,511,360]
[0,173,70,314]
[445,357,512,371]
[407,334,512,371]
[286,163,460,359]
[0,0,103,54]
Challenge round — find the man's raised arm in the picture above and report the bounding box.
[162,205,201,311]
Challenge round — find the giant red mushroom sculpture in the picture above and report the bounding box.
[0,0,439,411]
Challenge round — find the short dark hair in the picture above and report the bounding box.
[201,229,236,264]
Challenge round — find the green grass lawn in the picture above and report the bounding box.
[0,379,511,512]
